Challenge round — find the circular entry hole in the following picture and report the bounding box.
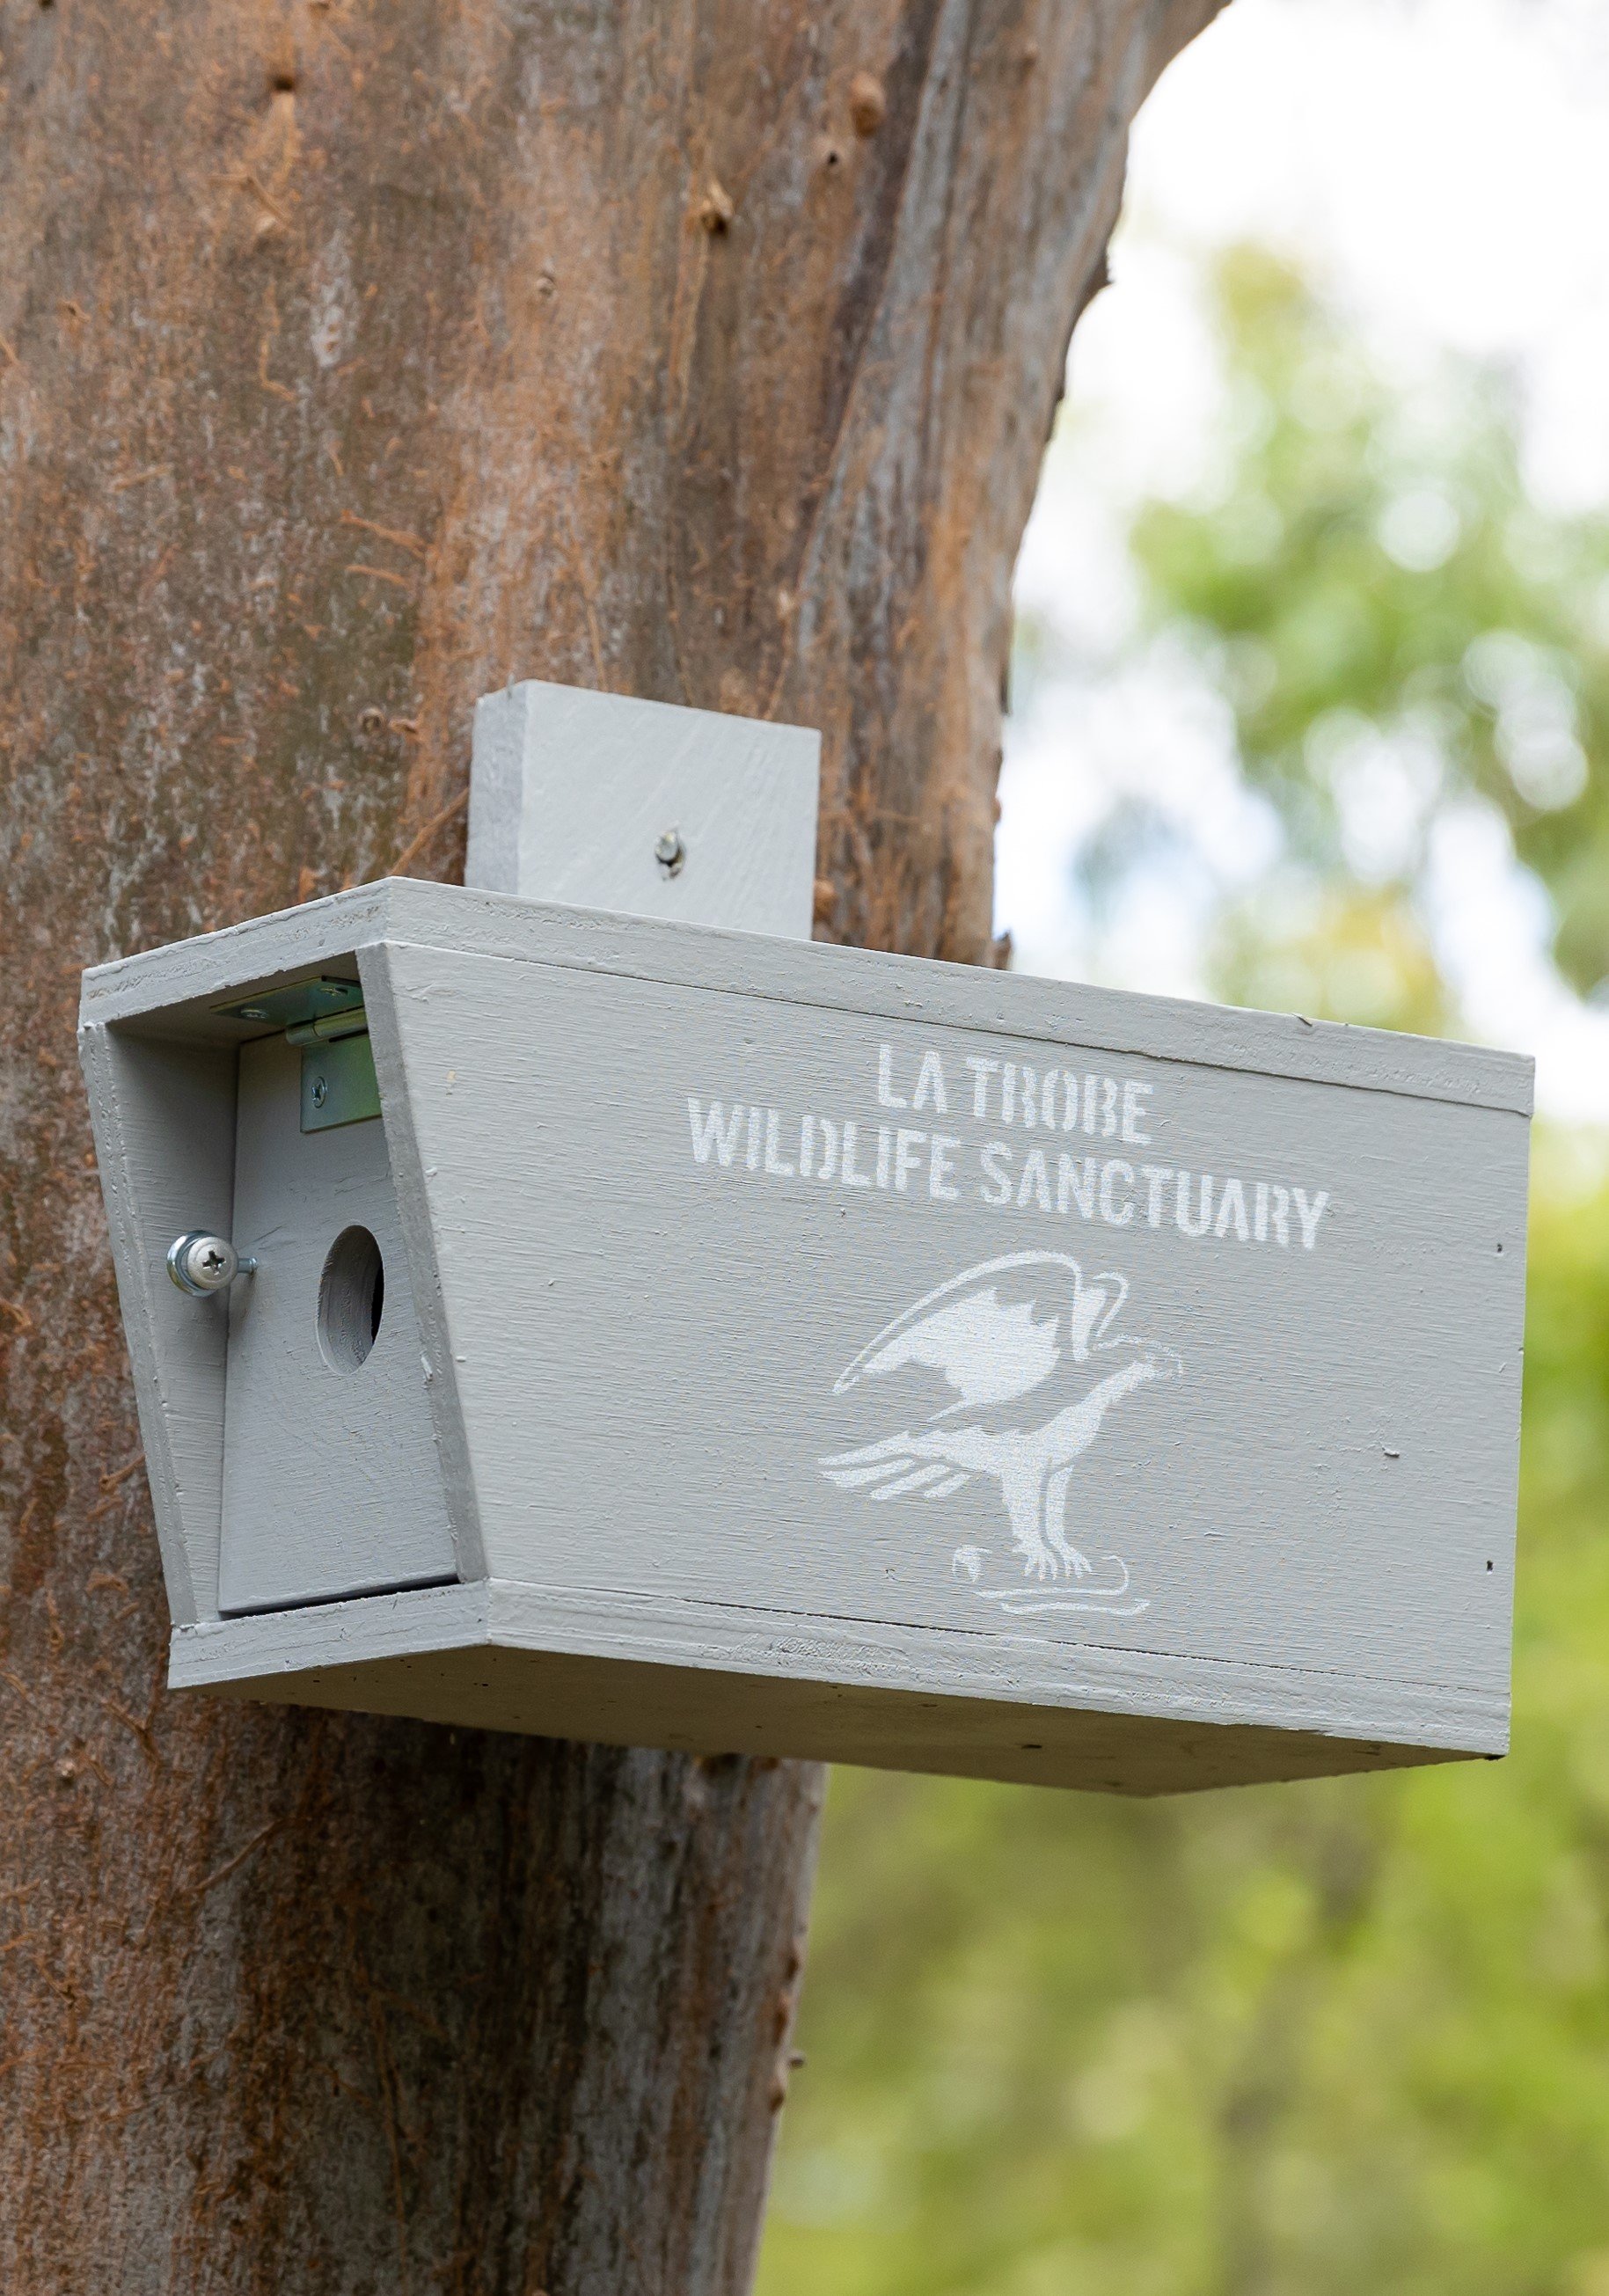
[318,1225,384,1372]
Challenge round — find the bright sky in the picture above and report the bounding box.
[998,0,1609,1122]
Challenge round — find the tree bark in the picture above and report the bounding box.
[0,1,1222,2287]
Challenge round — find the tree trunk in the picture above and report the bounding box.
[0,1,1221,2286]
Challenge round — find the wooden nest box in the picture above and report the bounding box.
[78,684,1532,1795]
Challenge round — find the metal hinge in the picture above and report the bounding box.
[214,976,380,1134]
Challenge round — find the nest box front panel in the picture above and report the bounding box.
[218,1032,456,1614]
[370,933,1527,1720]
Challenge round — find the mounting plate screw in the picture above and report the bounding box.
[654,828,686,879]
[311,1073,329,1108]
[166,1232,256,1297]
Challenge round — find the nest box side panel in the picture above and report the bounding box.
[77,1023,238,1623]
[369,924,1527,1757]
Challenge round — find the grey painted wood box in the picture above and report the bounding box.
[78,878,1532,1795]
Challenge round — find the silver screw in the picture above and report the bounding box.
[311,1073,329,1108]
[654,828,686,879]
[238,1006,267,1021]
[166,1232,255,1297]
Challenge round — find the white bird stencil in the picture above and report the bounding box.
[820,1252,1183,1589]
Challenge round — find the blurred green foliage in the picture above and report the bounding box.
[757,252,1609,2296]
[1136,245,1609,1004]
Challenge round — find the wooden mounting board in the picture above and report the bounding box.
[464,681,821,937]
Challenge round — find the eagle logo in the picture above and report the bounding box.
[818,1252,1182,1616]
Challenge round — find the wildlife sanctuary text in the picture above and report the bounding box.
[686,1036,1333,1251]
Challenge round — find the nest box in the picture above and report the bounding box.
[77,683,1532,1795]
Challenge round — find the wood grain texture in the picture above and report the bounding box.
[8,0,1223,2286]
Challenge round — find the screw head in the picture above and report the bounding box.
[311,1074,329,1108]
[654,829,687,880]
[238,1005,267,1021]
[167,1231,243,1296]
